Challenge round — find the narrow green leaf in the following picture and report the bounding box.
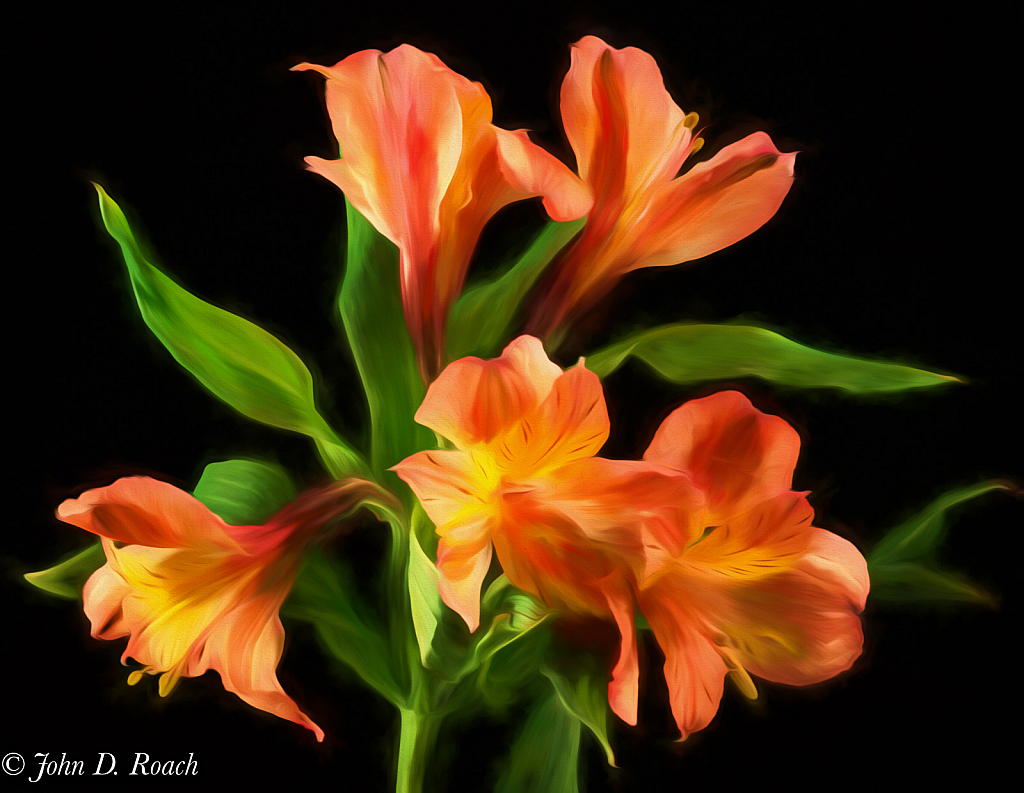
[337,198,433,478]
[586,322,961,394]
[282,548,402,704]
[494,691,581,793]
[24,543,105,599]
[868,480,1013,566]
[92,183,367,479]
[446,217,586,363]
[408,529,445,671]
[192,459,296,525]
[461,577,556,683]
[542,660,617,767]
[869,562,996,605]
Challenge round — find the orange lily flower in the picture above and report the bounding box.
[293,45,592,380]
[392,335,701,723]
[527,36,798,341]
[57,476,330,741]
[631,392,869,740]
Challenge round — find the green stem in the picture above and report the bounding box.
[395,707,442,793]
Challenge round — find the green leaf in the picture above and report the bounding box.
[408,529,447,672]
[192,459,296,525]
[868,480,1013,566]
[494,691,581,793]
[868,562,996,605]
[866,480,1013,606]
[541,662,617,767]
[337,199,434,479]
[282,548,402,704]
[460,577,556,689]
[446,217,586,363]
[586,322,961,394]
[24,543,105,599]
[92,183,367,479]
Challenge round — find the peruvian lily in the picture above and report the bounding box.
[527,36,797,342]
[55,476,376,742]
[293,45,592,380]
[629,392,870,740]
[392,335,700,722]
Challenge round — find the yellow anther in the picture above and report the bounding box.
[690,137,705,155]
[683,112,699,129]
[126,669,146,686]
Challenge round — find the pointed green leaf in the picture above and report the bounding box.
[24,543,106,599]
[192,459,296,525]
[282,548,402,704]
[541,660,616,767]
[586,322,961,394]
[868,480,1013,566]
[460,577,556,684]
[336,198,434,478]
[494,691,581,793]
[868,561,996,605]
[446,217,586,363]
[92,183,367,479]
[408,529,446,671]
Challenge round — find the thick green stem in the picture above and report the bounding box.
[395,707,442,793]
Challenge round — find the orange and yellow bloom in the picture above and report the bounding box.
[392,335,697,720]
[57,477,326,741]
[629,392,869,739]
[294,45,592,380]
[396,339,868,738]
[528,36,798,341]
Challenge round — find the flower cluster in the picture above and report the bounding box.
[36,28,996,793]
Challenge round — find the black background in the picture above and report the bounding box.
[8,1,1021,790]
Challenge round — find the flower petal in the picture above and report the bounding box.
[677,492,816,584]
[492,362,609,476]
[294,46,465,261]
[561,36,693,205]
[415,336,562,447]
[57,477,242,552]
[638,131,797,270]
[393,449,497,529]
[641,587,728,740]
[435,516,494,633]
[605,584,640,726]
[723,528,868,686]
[644,391,800,519]
[199,594,325,741]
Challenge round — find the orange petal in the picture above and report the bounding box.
[644,391,800,520]
[638,131,797,270]
[605,584,640,726]
[294,46,466,262]
[492,362,609,477]
[56,477,242,553]
[414,336,562,447]
[393,449,497,529]
[493,490,622,615]
[198,593,324,741]
[722,528,869,687]
[641,588,728,740]
[676,492,816,584]
[560,36,693,206]
[435,516,494,633]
